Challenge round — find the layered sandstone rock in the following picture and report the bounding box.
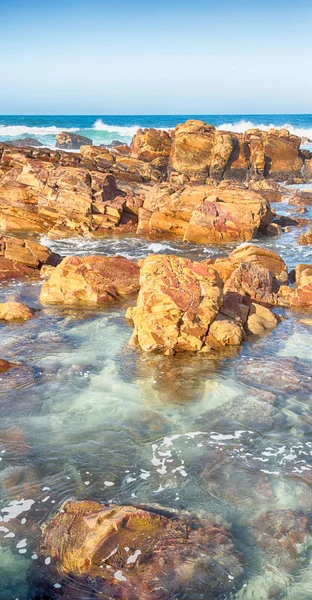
[0,235,55,281]
[138,181,272,243]
[169,120,304,183]
[0,301,33,321]
[127,255,223,353]
[131,128,172,162]
[40,255,140,305]
[299,226,312,245]
[30,500,243,600]
[55,131,93,149]
[288,264,312,309]
[213,244,288,284]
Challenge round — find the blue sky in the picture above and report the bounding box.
[0,0,311,114]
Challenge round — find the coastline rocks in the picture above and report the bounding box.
[55,131,93,149]
[299,226,312,245]
[289,264,312,309]
[30,500,243,600]
[40,255,140,305]
[214,244,288,284]
[131,128,172,162]
[127,255,223,353]
[0,235,55,281]
[8,137,43,147]
[0,301,33,321]
[168,121,304,183]
[235,357,312,396]
[138,181,272,243]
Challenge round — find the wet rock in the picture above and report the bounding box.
[299,226,312,245]
[235,357,312,396]
[0,358,16,373]
[0,425,31,457]
[138,181,272,243]
[40,255,140,305]
[288,190,312,207]
[0,235,53,281]
[29,500,243,600]
[205,314,244,349]
[289,264,312,310]
[245,303,278,335]
[8,137,43,147]
[131,128,172,162]
[0,301,33,321]
[55,131,93,149]
[127,254,223,353]
[253,510,311,572]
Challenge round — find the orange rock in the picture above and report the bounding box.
[55,131,92,149]
[299,226,312,245]
[0,301,33,321]
[206,314,244,349]
[128,254,223,353]
[33,500,243,600]
[131,128,172,162]
[40,255,140,305]
[289,264,312,309]
[0,235,54,281]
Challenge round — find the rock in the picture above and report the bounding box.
[265,222,282,236]
[139,181,272,243]
[245,302,278,335]
[253,510,311,572]
[30,500,243,600]
[0,301,33,321]
[222,244,288,283]
[0,425,31,457]
[289,263,312,309]
[302,158,312,181]
[169,120,218,182]
[205,314,244,349]
[248,179,287,202]
[8,137,43,147]
[288,190,312,207]
[299,226,312,245]
[0,358,16,373]
[235,357,312,396]
[0,235,54,281]
[55,131,93,149]
[128,254,223,353]
[40,255,140,305]
[131,128,172,162]
[224,261,280,308]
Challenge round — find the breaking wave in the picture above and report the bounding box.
[0,124,78,137]
[217,119,312,139]
[93,119,139,137]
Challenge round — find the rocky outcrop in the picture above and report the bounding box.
[0,235,56,281]
[8,137,43,147]
[30,500,243,600]
[138,181,272,243]
[127,255,224,353]
[40,255,140,305]
[169,120,304,183]
[299,226,312,245]
[55,131,93,149]
[0,301,33,321]
[288,264,312,309]
[213,244,288,284]
[131,128,172,162]
[127,253,279,354]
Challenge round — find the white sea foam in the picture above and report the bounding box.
[217,119,312,140]
[0,125,78,137]
[93,119,139,137]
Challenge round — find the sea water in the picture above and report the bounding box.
[0,116,312,599]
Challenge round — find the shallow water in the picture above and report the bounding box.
[1,210,312,598]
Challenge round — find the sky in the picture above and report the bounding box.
[0,0,312,114]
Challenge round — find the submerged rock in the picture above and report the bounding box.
[0,301,33,321]
[55,131,93,149]
[29,500,243,600]
[40,255,140,305]
[235,357,312,397]
[0,358,16,372]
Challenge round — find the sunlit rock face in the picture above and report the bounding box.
[138,181,272,243]
[29,500,243,600]
[0,235,55,281]
[40,255,140,306]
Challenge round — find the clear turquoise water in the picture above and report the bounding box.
[1,120,312,598]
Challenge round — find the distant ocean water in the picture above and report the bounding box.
[0,114,312,148]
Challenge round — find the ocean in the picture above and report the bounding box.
[1,114,312,148]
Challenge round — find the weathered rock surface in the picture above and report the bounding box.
[55,131,93,149]
[30,500,243,600]
[288,263,312,309]
[138,181,272,243]
[40,255,140,305]
[0,301,33,321]
[8,137,43,147]
[0,235,56,281]
[127,255,223,353]
[131,128,172,162]
[235,357,312,396]
[169,120,304,183]
[213,244,288,284]
[299,226,312,245]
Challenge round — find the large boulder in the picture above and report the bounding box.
[8,137,43,147]
[0,235,55,281]
[0,301,33,321]
[214,244,288,284]
[29,500,243,600]
[127,254,223,353]
[40,255,140,305]
[55,131,93,149]
[138,181,272,243]
[131,128,172,162]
